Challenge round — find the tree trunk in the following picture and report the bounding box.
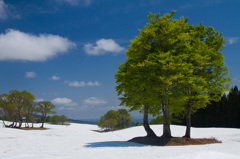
[31,116,34,128]
[41,116,45,128]
[162,106,172,138]
[19,119,22,128]
[143,106,157,137]
[41,122,44,128]
[184,103,192,138]
[2,114,6,127]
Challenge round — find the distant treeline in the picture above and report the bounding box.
[66,118,98,125]
[45,115,68,125]
[173,86,240,128]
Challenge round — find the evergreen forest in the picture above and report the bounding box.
[186,86,240,128]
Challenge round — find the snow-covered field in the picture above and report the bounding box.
[0,121,239,159]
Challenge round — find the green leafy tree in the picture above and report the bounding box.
[0,94,9,127]
[45,116,51,122]
[105,119,118,131]
[115,11,191,137]
[98,109,132,131]
[36,101,56,128]
[25,101,38,128]
[60,115,68,125]
[150,116,164,125]
[98,116,106,129]
[175,22,230,138]
[115,11,230,138]
[116,109,132,129]
[50,115,60,124]
[4,90,35,128]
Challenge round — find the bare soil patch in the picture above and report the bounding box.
[128,136,221,146]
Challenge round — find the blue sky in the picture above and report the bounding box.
[0,0,239,120]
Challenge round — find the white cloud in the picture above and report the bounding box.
[35,98,44,102]
[51,97,78,107]
[84,39,124,55]
[55,0,91,6]
[51,75,61,80]
[0,0,20,20]
[25,72,37,79]
[0,0,7,19]
[64,81,101,87]
[228,37,239,45]
[0,29,75,62]
[83,97,107,105]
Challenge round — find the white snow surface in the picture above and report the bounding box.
[0,121,240,159]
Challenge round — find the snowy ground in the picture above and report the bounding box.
[0,121,240,159]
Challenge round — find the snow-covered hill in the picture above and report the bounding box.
[0,121,239,159]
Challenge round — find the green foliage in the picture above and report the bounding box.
[49,115,68,125]
[115,11,193,119]
[98,109,132,131]
[36,101,56,128]
[188,86,240,128]
[115,11,230,137]
[135,122,142,126]
[45,116,51,122]
[0,90,65,128]
[50,115,60,124]
[150,116,164,125]
[59,115,68,125]
[105,118,118,130]
[0,90,35,128]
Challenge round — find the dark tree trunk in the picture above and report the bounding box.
[41,116,45,128]
[41,122,44,128]
[143,106,157,137]
[184,103,192,138]
[2,114,6,127]
[162,106,172,138]
[31,117,34,128]
[19,120,22,128]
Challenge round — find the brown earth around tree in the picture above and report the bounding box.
[128,136,221,146]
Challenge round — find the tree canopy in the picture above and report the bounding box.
[36,101,56,128]
[115,11,230,138]
[0,90,58,128]
[98,109,132,131]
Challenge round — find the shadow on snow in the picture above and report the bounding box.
[85,141,146,148]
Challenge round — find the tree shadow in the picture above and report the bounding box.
[85,141,146,148]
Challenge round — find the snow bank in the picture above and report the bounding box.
[0,121,239,159]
